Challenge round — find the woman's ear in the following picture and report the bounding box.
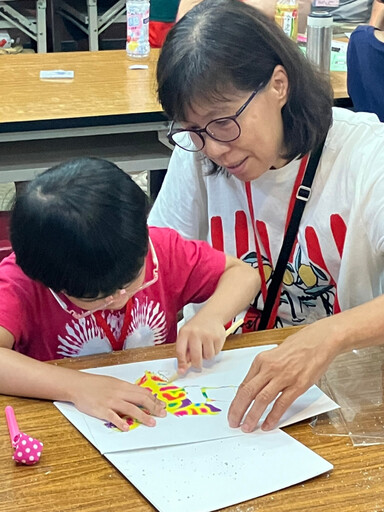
[269,65,289,108]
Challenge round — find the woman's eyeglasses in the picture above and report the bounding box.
[49,238,159,320]
[167,85,264,152]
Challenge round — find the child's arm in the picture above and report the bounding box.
[176,255,260,373]
[0,327,166,431]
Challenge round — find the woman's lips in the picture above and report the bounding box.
[225,157,248,176]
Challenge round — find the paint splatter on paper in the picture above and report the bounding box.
[104,371,225,431]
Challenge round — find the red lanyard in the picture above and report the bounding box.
[94,298,133,351]
[245,154,309,329]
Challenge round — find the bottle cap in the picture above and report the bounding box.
[307,11,333,28]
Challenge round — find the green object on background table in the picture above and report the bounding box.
[299,44,347,72]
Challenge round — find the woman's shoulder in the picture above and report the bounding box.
[324,108,384,178]
[330,107,384,143]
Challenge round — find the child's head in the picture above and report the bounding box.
[11,157,149,300]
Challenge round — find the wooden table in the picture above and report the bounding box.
[0,48,348,184]
[331,70,348,102]
[0,49,171,183]
[1,326,383,512]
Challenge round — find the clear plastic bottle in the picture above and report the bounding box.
[126,0,150,59]
[275,0,299,41]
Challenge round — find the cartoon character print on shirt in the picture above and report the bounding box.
[210,211,347,330]
[56,297,167,358]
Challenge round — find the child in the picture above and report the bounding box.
[0,157,259,431]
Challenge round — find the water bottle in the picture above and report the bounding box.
[126,0,150,59]
[0,31,14,49]
[306,11,333,74]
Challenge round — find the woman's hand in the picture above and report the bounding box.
[70,373,167,431]
[228,320,340,432]
[175,316,226,374]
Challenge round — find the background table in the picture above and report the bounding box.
[0,48,172,183]
[331,70,348,104]
[1,326,383,512]
[0,48,349,184]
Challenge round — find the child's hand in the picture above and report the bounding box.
[70,373,167,431]
[175,316,226,374]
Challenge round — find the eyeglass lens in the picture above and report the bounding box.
[172,118,241,151]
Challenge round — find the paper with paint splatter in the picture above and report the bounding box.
[106,430,333,512]
[54,345,338,454]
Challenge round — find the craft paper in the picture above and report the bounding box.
[55,345,338,454]
[106,430,333,512]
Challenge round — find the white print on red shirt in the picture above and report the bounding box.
[57,297,167,358]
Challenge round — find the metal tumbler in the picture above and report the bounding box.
[306,11,333,74]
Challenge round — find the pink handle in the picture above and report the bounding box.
[5,406,20,445]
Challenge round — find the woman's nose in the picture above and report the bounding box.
[203,136,231,161]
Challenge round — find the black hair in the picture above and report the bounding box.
[10,157,149,298]
[157,0,333,165]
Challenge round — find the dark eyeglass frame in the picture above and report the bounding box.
[167,84,264,152]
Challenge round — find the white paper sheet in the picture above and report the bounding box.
[54,346,339,454]
[106,430,333,512]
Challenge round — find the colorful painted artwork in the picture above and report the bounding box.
[104,371,223,431]
[55,346,339,456]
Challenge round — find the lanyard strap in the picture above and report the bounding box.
[94,298,133,351]
[245,154,309,305]
[246,139,325,330]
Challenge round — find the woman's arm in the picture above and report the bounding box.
[228,295,384,432]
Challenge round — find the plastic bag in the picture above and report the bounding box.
[311,346,384,446]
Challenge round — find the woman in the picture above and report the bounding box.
[149,0,384,433]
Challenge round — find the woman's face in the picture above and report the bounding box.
[184,66,290,182]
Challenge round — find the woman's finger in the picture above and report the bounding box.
[227,357,263,428]
[261,385,305,431]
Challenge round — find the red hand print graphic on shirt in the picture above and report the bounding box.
[210,212,347,328]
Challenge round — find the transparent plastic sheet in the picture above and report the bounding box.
[311,346,384,446]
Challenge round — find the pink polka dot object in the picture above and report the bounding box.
[12,432,43,465]
[5,406,43,466]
